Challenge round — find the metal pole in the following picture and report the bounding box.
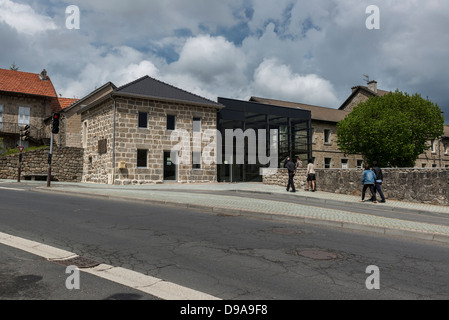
[18,134,22,183]
[18,150,22,183]
[47,132,53,187]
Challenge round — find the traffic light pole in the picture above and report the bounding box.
[47,132,53,188]
[17,125,30,182]
[47,113,60,187]
[18,143,22,183]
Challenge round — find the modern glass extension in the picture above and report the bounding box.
[217,97,312,182]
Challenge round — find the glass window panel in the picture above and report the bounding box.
[138,112,148,128]
[167,115,176,130]
[137,149,148,167]
[193,118,201,132]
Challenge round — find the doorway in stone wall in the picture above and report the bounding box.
[164,151,178,181]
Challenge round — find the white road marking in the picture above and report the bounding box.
[0,231,220,300]
[0,187,25,192]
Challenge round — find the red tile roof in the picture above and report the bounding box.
[58,97,79,110]
[49,97,79,113]
[0,68,58,98]
[0,68,79,113]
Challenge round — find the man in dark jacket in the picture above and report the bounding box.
[286,158,296,193]
[371,161,386,203]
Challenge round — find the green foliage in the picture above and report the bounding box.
[9,62,19,71]
[337,90,444,168]
[0,145,48,156]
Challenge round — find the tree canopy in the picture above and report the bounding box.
[9,62,19,71]
[337,90,444,168]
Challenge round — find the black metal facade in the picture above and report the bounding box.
[217,97,312,182]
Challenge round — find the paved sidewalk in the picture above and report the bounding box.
[2,180,449,244]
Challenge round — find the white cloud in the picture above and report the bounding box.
[251,58,340,107]
[0,0,57,35]
[1,0,448,121]
[58,46,160,99]
[169,35,247,85]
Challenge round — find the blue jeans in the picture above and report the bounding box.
[372,183,386,202]
[362,184,375,201]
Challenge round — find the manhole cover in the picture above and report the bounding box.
[14,275,43,284]
[49,256,100,269]
[296,250,338,261]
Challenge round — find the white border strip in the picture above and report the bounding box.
[0,231,220,300]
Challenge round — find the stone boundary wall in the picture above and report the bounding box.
[0,147,83,182]
[263,168,449,206]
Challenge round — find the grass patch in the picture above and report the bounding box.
[0,145,48,156]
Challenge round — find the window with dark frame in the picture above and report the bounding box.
[138,112,148,129]
[137,149,148,168]
[167,115,176,131]
[324,129,331,144]
[357,160,364,169]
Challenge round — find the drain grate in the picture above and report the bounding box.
[49,256,101,269]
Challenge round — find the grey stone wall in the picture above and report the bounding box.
[263,168,449,206]
[0,146,83,182]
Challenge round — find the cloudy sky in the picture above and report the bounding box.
[1,0,448,121]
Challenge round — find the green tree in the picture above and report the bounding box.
[9,62,19,71]
[337,90,444,168]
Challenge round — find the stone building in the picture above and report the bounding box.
[61,82,115,148]
[0,68,78,151]
[78,76,223,185]
[251,80,449,169]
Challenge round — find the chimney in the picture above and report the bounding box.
[367,80,378,93]
[39,69,48,81]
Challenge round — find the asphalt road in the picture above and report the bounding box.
[1,187,449,302]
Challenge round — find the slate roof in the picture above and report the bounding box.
[339,85,390,110]
[250,96,350,123]
[0,68,58,98]
[115,76,223,108]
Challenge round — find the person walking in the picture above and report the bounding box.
[296,157,303,170]
[361,164,377,203]
[371,161,386,203]
[286,158,296,193]
[306,159,316,192]
[283,156,290,168]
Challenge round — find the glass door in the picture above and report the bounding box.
[164,151,177,181]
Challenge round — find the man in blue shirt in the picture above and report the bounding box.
[371,161,386,203]
[361,164,377,203]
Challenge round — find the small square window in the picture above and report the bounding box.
[138,112,148,128]
[324,158,331,169]
[357,160,363,169]
[137,149,148,168]
[167,115,176,131]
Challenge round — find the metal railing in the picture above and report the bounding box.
[0,122,46,141]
